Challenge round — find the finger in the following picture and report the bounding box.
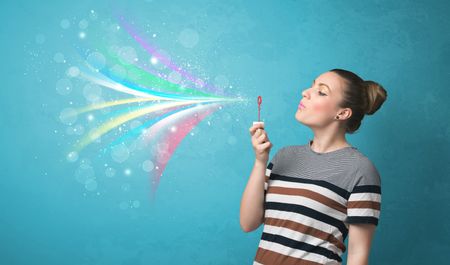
[258,133,267,142]
[249,124,264,135]
[261,141,272,150]
[249,126,258,135]
[253,133,266,146]
[258,129,266,138]
[252,128,261,138]
[257,141,272,151]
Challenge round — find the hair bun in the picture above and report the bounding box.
[363,80,387,115]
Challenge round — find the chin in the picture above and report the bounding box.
[295,110,303,123]
[295,110,316,128]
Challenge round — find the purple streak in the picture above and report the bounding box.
[117,15,227,96]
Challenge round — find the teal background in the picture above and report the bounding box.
[1,0,449,264]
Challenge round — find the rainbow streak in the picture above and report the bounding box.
[92,46,221,99]
[117,16,222,95]
[106,100,236,153]
[98,66,218,100]
[73,99,223,152]
[79,64,243,105]
[79,70,162,99]
[67,16,246,197]
[106,103,199,148]
[74,97,161,115]
[139,102,223,199]
[72,67,242,153]
[81,65,217,101]
[80,67,234,103]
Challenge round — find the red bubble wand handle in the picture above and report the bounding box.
[257,96,262,122]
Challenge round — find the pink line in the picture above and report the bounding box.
[144,103,221,201]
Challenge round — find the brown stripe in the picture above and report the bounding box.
[268,186,347,214]
[347,200,380,210]
[265,175,270,182]
[255,247,324,265]
[264,217,346,253]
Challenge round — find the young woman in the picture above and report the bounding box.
[240,69,387,265]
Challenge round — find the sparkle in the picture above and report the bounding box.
[52,15,243,204]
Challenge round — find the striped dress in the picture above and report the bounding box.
[253,140,382,265]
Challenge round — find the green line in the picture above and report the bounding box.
[95,45,227,99]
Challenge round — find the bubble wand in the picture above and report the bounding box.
[253,96,264,127]
[257,95,262,122]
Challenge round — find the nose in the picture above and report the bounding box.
[301,88,310,99]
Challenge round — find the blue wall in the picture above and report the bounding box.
[1,0,449,264]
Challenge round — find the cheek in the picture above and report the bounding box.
[312,103,331,112]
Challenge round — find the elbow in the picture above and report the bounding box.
[240,224,256,233]
[240,219,254,233]
[239,200,264,233]
[239,216,262,233]
[240,225,252,233]
[239,215,259,233]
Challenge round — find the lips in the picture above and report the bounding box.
[298,102,305,109]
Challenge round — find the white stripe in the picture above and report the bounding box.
[266,193,346,220]
[348,192,381,202]
[323,259,341,265]
[253,261,264,265]
[265,209,343,239]
[347,208,380,218]
[270,179,347,205]
[264,224,343,256]
[265,168,272,191]
[258,239,325,264]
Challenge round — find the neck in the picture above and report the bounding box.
[310,130,350,153]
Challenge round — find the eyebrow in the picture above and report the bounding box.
[313,79,332,93]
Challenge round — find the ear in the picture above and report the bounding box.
[339,107,352,120]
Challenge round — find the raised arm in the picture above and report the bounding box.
[239,123,272,232]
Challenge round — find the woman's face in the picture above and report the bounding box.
[295,71,349,129]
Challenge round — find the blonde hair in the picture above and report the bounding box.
[329,69,388,134]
